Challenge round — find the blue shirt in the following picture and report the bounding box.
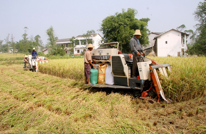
[134,37,140,44]
[31,50,38,58]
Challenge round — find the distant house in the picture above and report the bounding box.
[143,32,162,56]
[56,38,73,54]
[42,48,49,55]
[73,33,102,55]
[74,45,86,55]
[144,29,189,57]
[56,33,102,55]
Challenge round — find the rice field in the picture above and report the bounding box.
[0,53,24,65]
[0,53,24,59]
[0,54,206,133]
[0,64,205,133]
[39,59,84,81]
[39,57,206,102]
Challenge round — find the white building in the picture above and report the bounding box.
[73,33,102,55]
[144,29,189,57]
[56,38,73,54]
[56,33,102,55]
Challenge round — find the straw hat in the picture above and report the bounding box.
[24,55,28,58]
[133,29,142,36]
[33,48,35,50]
[87,43,94,48]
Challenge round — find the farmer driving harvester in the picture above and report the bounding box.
[85,29,172,103]
[31,48,38,59]
[130,29,145,78]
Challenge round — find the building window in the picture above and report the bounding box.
[81,40,86,45]
[165,41,168,44]
[77,50,80,53]
[75,40,79,45]
[67,43,73,47]
[88,39,93,44]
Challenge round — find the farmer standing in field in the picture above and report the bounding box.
[23,55,29,68]
[31,48,38,59]
[84,44,96,85]
[130,29,145,78]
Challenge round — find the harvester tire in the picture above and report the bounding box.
[133,90,141,98]
[32,67,36,72]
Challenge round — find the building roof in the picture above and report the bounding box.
[56,33,102,45]
[42,48,50,52]
[143,29,189,50]
[56,38,71,44]
[150,32,162,35]
[142,32,161,50]
[76,33,102,38]
[154,29,189,39]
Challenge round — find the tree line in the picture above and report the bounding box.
[1,1,205,56]
[0,27,44,55]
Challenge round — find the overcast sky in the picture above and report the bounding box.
[0,0,203,45]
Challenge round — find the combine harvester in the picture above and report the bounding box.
[86,42,172,103]
[25,55,49,72]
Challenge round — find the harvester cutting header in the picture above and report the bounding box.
[85,29,172,103]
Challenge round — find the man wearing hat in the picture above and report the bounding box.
[84,44,96,85]
[130,29,145,78]
[23,55,29,68]
[31,48,38,59]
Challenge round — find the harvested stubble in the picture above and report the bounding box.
[0,65,206,133]
[39,57,206,101]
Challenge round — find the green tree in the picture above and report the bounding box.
[176,24,196,43]
[47,26,57,47]
[101,8,150,53]
[10,34,15,53]
[4,34,10,53]
[140,18,150,24]
[15,27,33,54]
[46,26,65,56]
[34,35,40,47]
[49,45,65,56]
[68,36,76,54]
[82,30,95,45]
[22,27,29,53]
[34,35,43,51]
[176,24,186,32]
[187,0,206,55]
[0,40,3,52]
[1,44,9,52]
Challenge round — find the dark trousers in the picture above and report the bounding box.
[24,62,28,68]
[132,53,142,77]
[84,63,91,78]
